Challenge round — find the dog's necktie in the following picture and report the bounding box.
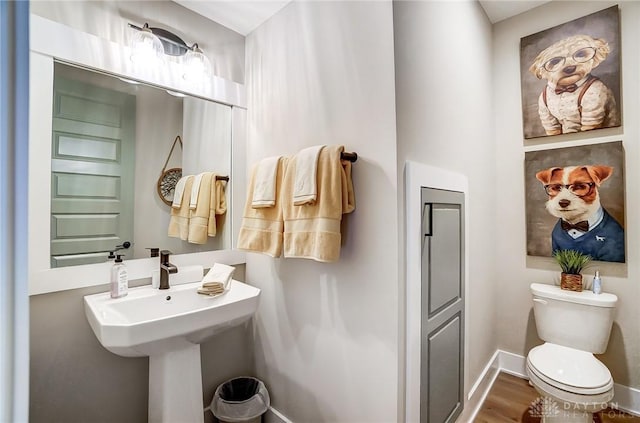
[555,84,579,94]
[561,220,589,232]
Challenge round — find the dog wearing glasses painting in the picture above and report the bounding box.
[535,165,624,262]
[529,34,620,135]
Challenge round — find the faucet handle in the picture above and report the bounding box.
[160,250,172,264]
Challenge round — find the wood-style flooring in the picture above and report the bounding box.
[474,372,640,423]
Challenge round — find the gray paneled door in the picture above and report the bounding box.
[50,76,135,267]
[420,188,464,423]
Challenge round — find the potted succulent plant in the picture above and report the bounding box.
[553,249,592,292]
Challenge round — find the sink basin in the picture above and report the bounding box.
[84,279,260,423]
[84,279,260,357]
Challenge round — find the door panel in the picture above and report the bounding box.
[428,206,461,316]
[427,314,462,423]
[50,77,135,267]
[52,173,120,198]
[55,134,119,161]
[420,188,464,423]
[52,214,120,238]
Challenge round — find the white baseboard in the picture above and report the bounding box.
[456,350,501,422]
[613,383,640,416]
[460,349,640,422]
[497,349,527,378]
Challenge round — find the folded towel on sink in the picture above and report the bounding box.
[201,263,236,291]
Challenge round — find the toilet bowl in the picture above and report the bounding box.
[527,283,618,423]
[526,343,613,422]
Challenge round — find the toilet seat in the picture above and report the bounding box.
[527,343,613,395]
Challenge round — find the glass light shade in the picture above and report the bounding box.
[130,25,164,64]
[183,45,212,82]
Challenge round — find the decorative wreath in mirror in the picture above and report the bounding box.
[156,135,183,207]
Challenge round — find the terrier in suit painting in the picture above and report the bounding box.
[529,34,620,135]
[535,164,624,262]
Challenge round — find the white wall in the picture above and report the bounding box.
[393,0,496,408]
[493,1,640,389]
[245,1,399,421]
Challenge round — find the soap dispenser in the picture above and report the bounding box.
[110,254,128,298]
[592,270,602,295]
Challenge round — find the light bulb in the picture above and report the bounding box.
[183,44,212,82]
[130,24,164,65]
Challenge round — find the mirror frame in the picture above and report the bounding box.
[29,14,247,295]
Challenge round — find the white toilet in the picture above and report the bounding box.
[527,283,618,423]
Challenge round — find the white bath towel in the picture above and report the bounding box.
[189,172,206,210]
[293,145,325,206]
[251,156,282,208]
[202,263,236,291]
[172,175,190,208]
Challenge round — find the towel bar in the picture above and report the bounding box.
[216,175,229,181]
[341,151,358,162]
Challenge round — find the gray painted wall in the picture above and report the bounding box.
[393,0,496,407]
[245,1,399,421]
[30,265,252,423]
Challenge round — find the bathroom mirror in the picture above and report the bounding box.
[49,62,233,267]
[29,14,247,294]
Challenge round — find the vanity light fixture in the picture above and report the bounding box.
[182,44,212,82]
[129,23,164,65]
[128,22,213,81]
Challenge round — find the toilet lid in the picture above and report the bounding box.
[528,343,612,391]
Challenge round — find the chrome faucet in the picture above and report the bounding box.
[159,250,178,290]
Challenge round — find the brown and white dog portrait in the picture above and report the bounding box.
[529,34,620,136]
[535,165,624,262]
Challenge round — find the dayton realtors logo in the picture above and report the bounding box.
[528,396,627,419]
[528,396,560,418]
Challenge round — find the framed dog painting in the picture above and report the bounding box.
[525,141,625,263]
[520,6,621,139]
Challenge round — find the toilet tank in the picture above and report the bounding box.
[530,283,617,354]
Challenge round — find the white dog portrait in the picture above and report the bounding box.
[520,6,621,139]
[529,34,620,136]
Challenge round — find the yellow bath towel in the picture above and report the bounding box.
[207,179,227,237]
[283,145,355,262]
[237,157,289,257]
[187,172,213,244]
[168,175,194,240]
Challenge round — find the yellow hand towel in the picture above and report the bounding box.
[168,175,194,240]
[283,145,355,262]
[187,172,213,244]
[207,178,227,237]
[237,157,289,257]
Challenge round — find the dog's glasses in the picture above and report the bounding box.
[542,47,598,72]
[544,182,595,197]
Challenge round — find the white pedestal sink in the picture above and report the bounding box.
[84,279,260,423]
